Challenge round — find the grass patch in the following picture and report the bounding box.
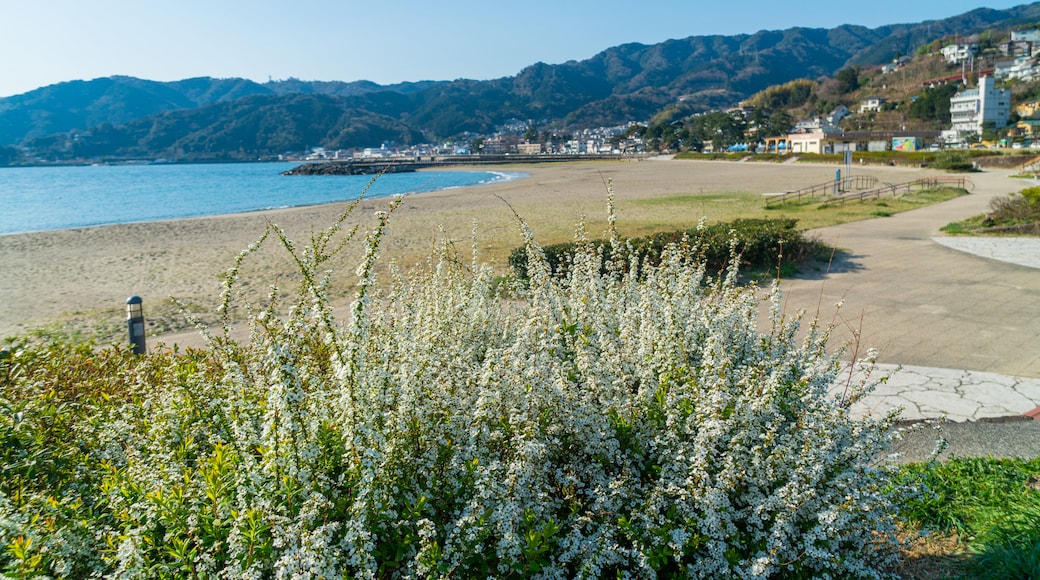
[895,457,1040,579]
[18,299,215,346]
[943,186,1040,236]
[624,187,967,233]
[763,187,968,229]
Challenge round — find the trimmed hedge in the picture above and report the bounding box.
[509,218,816,282]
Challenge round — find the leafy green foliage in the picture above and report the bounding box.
[746,79,817,110]
[909,83,959,123]
[897,457,1040,579]
[946,185,1040,235]
[508,217,821,283]
[835,66,861,94]
[928,150,977,172]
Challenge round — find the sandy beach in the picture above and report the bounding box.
[0,159,970,349]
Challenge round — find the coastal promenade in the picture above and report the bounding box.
[778,167,1040,460]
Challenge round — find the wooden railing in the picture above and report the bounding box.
[832,176,972,203]
[763,175,879,206]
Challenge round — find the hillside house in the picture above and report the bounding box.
[1012,28,1040,43]
[941,43,979,65]
[858,96,886,113]
[881,55,913,73]
[793,105,850,134]
[1012,100,1040,142]
[999,39,1034,58]
[995,55,1040,82]
[827,105,850,124]
[949,75,1010,137]
[1018,99,1040,118]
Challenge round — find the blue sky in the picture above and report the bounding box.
[0,0,1031,97]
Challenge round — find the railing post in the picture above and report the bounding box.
[127,296,146,355]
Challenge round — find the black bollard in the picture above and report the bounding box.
[126,296,146,354]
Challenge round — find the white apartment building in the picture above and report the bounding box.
[949,76,1010,137]
[1012,28,1040,43]
[941,43,978,65]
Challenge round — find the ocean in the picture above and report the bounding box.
[0,162,526,235]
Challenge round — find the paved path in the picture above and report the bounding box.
[845,363,1040,423]
[781,168,1040,458]
[781,169,1040,379]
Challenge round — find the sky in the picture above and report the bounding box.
[0,0,1033,97]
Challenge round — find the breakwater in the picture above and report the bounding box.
[281,154,635,175]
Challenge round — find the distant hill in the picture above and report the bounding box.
[0,76,445,147]
[5,2,1040,161]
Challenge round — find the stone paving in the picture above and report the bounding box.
[842,235,1040,424]
[843,363,1040,422]
[932,236,1040,270]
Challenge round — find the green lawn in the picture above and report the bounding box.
[622,186,968,233]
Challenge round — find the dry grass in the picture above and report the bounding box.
[889,526,971,580]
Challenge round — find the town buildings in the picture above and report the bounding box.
[949,75,1010,138]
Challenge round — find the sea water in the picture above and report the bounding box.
[0,162,525,235]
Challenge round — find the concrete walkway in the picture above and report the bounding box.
[779,168,1040,458]
[781,169,1040,379]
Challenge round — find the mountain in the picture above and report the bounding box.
[21,94,425,160]
[5,2,1040,161]
[0,76,445,147]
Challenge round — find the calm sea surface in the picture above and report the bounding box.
[0,162,526,235]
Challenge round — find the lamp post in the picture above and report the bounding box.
[126,296,146,354]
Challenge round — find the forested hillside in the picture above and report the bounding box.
[4,3,1040,161]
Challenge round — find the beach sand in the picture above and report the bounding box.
[0,159,940,347]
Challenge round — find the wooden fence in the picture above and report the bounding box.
[764,175,972,206]
[832,176,973,203]
[763,175,878,206]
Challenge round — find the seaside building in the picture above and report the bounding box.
[949,75,1011,138]
[786,129,940,154]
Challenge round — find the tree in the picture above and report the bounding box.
[835,66,861,94]
[982,121,999,143]
[688,111,747,151]
[750,109,793,139]
[909,83,958,123]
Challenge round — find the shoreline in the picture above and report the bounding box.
[0,163,529,237]
[0,159,966,350]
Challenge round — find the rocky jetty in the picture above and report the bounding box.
[281,154,635,176]
[281,160,421,176]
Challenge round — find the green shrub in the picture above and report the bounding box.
[929,150,979,172]
[1016,186,1040,206]
[509,218,818,283]
[0,192,910,577]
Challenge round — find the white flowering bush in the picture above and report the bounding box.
[0,190,909,578]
